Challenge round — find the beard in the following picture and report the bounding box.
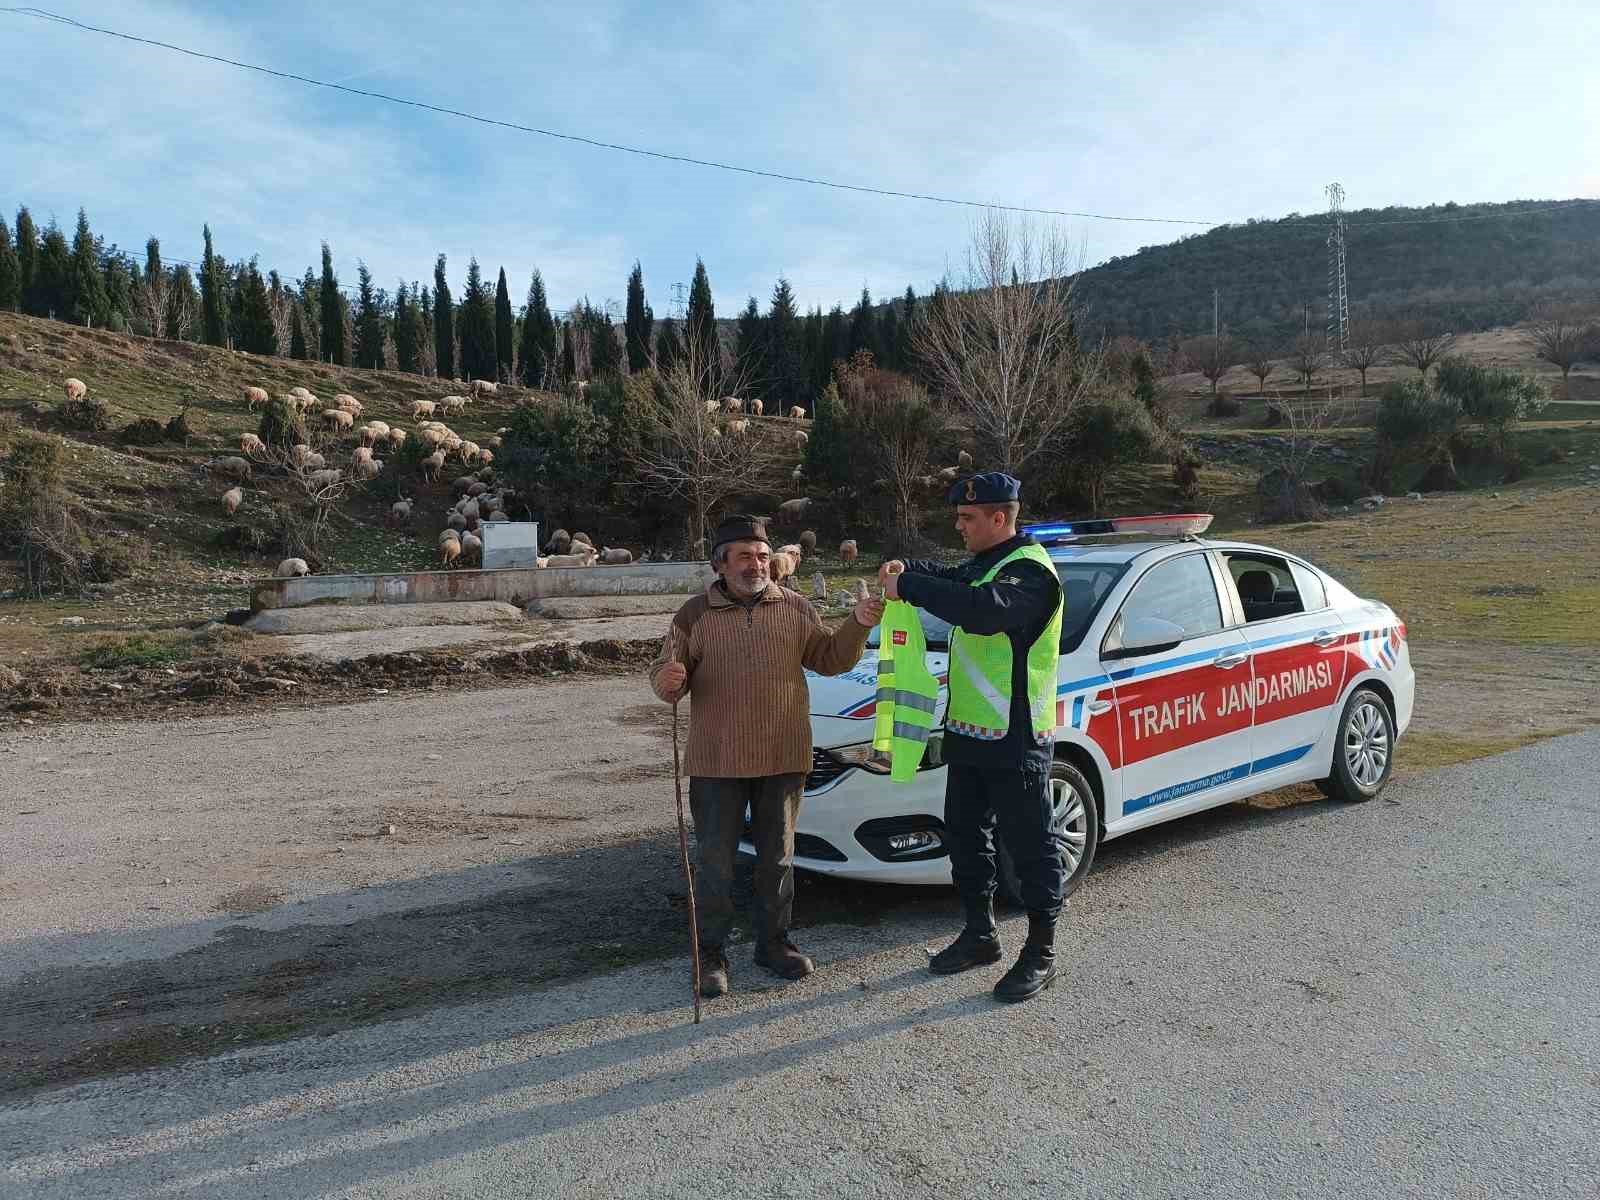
[725,565,770,597]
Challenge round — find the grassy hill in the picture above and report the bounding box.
[1076,198,1600,344]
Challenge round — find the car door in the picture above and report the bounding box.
[1101,550,1257,830]
[1219,551,1349,781]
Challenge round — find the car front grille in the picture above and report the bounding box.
[805,747,850,792]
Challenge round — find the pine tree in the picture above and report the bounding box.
[353,261,383,368]
[67,209,106,327]
[898,285,918,370]
[805,380,850,487]
[457,257,496,382]
[199,225,226,345]
[560,320,577,382]
[239,261,277,354]
[587,302,622,378]
[518,270,558,388]
[290,303,308,359]
[686,258,718,372]
[393,283,417,373]
[877,297,900,372]
[822,304,847,382]
[167,264,198,339]
[802,306,825,397]
[766,277,802,413]
[319,243,346,365]
[655,316,682,373]
[14,207,38,315]
[494,267,514,382]
[734,296,765,394]
[34,223,72,320]
[432,255,455,380]
[101,254,133,332]
[624,261,653,373]
[0,217,18,312]
[847,286,878,362]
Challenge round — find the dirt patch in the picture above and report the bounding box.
[213,884,285,915]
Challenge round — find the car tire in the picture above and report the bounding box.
[997,759,1100,909]
[1319,686,1396,803]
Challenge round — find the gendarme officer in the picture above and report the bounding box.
[879,472,1066,1002]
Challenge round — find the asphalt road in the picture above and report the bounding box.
[3,731,1597,1199]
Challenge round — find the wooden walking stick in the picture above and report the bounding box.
[671,700,702,1024]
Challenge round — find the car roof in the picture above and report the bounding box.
[1046,538,1325,569]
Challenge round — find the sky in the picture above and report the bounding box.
[3,0,1597,320]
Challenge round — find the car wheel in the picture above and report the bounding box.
[997,759,1100,909]
[1319,686,1396,803]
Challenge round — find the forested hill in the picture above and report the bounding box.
[1074,199,1600,347]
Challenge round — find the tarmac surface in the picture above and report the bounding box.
[3,731,1596,1198]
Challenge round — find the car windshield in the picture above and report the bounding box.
[863,560,1128,652]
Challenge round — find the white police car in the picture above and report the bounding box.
[779,514,1414,903]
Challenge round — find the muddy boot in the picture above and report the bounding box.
[929,896,1004,976]
[699,944,730,997]
[993,912,1057,1003]
[753,933,815,980]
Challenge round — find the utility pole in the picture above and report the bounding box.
[1325,182,1350,351]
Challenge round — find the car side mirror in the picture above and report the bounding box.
[1103,615,1185,660]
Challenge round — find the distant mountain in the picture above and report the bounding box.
[1072,199,1600,348]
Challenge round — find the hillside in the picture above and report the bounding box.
[1076,198,1600,344]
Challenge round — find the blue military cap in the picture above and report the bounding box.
[946,471,1021,505]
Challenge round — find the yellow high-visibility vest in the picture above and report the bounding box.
[946,542,1063,743]
[872,599,939,782]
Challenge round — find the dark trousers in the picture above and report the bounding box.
[688,774,804,947]
[944,761,1065,920]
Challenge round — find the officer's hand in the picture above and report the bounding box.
[854,595,885,627]
[657,661,687,701]
[878,560,905,600]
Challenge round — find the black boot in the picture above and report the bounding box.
[929,896,1004,976]
[993,912,1057,1003]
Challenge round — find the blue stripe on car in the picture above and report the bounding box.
[1123,744,1314,815]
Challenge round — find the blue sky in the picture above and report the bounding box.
[4,1,1596,321]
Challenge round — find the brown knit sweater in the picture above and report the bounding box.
[649,580,872,778]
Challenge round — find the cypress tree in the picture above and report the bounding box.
[297,266,320,353]
[847,286,878,362]
[319,243,346,364]
[0,217,18,312]
[560,320,577,382]
[167,264,197,339]
[457,257,496,382]
[735,296,765,392]
[624,261,653,373]
[68,209,106,327]
[393,283,417,373]
[494,267,514,382]
[686,258,718,372]
[102,254,133,331]
[290,302,308,359]
[34,223,72,320]
[821,304,847,381]
[518,272,546,388]
[14,207,38,315]
[199,225,226,345]
[587,302,622,378]
[432,254,454,379]
[898,285,918,369]
[240,261,276,354]
[802,306,825,397]
[353,260,384,369]
[766,278,802,413]
[878,298,900,372]
[227,261,248,349]
[655,316,682,373]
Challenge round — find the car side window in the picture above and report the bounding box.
[1288,561,1328,612]
[1226,553,1306,623]
[1119,553,1223,638]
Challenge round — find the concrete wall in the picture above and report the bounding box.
[251,561,713,612]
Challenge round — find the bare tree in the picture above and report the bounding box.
[1339,316,1388,396]
[913,210,1101,474]
[1389,315,1454,379]
[1524,305,1594,396]
[1245,344,1275,395]
[1182,334,1238,406]
[628,341,778,554]
[1257,392,1352,523]
[1292,332,1329,394]
[838,361,948,550]
[137,269,168,341]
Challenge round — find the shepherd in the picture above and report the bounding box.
[649,515,884,998]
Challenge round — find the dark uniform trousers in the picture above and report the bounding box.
[944,759,1065,920]
[688,774,804,947]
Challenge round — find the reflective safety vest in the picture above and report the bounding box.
[946,542,1063,744]
[872,599,940,782]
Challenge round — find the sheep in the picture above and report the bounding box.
[290,443,314,469]
[543,549,597,568]
[333,393,362,414]
[306,468,343,490]
[298,393,321,413]
[799,530,817,554]
[769,549,797,583]
[458,441,480,464]
[358,425,379,448]
[937,465,961,484]
[412,399,437,420]
[221,486,243,517]
[487,435,503,450]
[749,398,764,416]
[323,408,355,432]
[447,511,468,532]
[388,498,413,526]
[597,547,634,565]
[777,497,811,524]
[460,498,481,523]
[239,432,266,457]
[451,475,476,497]
[777,542,803,562]
[438,531,461,566]
[958,449,973,468]
[790,464,803,480]
[277,557,310,578]
[300,451,326,472]
[207,456,253,481]
[440,395,467,414]
[353,458,382,481]
[243,385,269,410]
[571,531,594,548]
[64,377,88,403]
[460,531,483,563]
[420,450,446,481]
[290,386,313,401]
[727,418,750,436]
[387,428,408,449]
[466,481,488,498]
[703,398,721,415]
[722,396,742,414]
[788,405,807,420]
[351,446,374,467]
[544,529,572,554]
[477,449,494,466]
[419,428,447,449]
[471,379,498,398]
[794,430,809,446]
[839,538,859,564]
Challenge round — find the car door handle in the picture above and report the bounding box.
[1313,631,1341,648]
[1213,652,1250,669]
[1087,699,1114,715]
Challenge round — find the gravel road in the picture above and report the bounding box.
[4,731,1596,1199]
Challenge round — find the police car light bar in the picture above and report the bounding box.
[1023,513,1214,544]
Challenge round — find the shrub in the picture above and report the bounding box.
[60,392,111,431]
[257,395,306,449]
[0,431,89,594]
[164,406,198,444]
[1172,454,1202,504]
[1208,389,1240,418]
[78,634,191,670]
[86,534,150,582]
[118,417,167,445]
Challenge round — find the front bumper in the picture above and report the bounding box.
[739,756,954,886]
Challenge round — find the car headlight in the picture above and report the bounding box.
[826,741,892,774]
